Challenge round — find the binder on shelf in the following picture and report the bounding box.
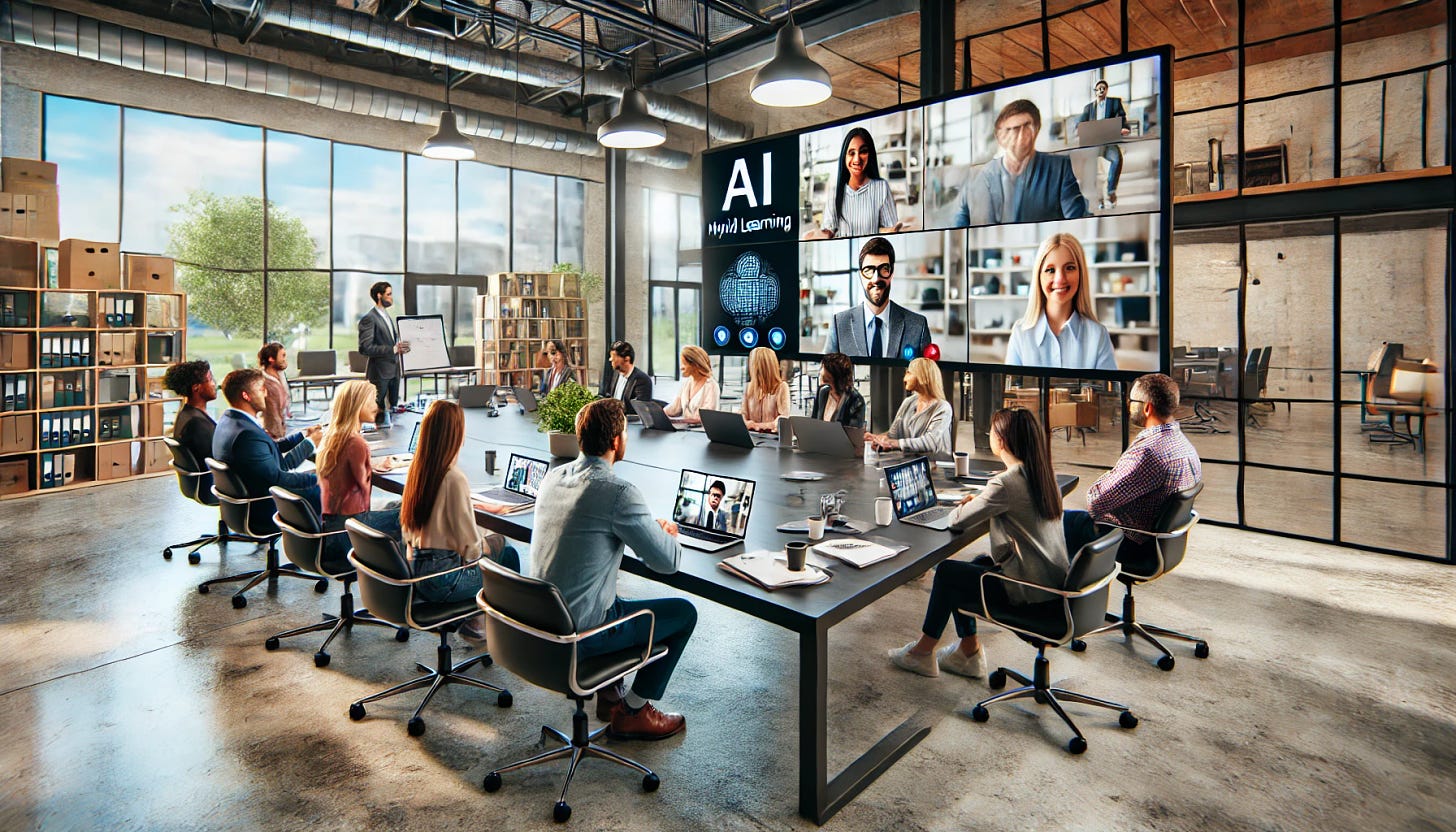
[61,452,75,485]
[2,375,12,411]
[80,412,92,443]
[16,375,28,411]
[39,413,49,448]
[40,453,53,488]
[122,297,135,326]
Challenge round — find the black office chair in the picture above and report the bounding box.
[199,459,328,609]
[476,559,666,823]
[1071,483,1208,670]
[345,518,512,737]
[265,487,407,667]
[964,528,1137,754]
[160,436,262,564]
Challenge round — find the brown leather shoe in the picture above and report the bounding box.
[607,701,686,741]
[595,682,624,721]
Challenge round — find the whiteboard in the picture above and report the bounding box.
[396,314,452,373]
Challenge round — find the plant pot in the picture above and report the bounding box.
[548,431,579,459]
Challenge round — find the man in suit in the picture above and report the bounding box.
[952,99,1090,226]
[825,236,931,359]
[600,340,653,403]
[696,481,729,531]
[1078,79,1130,208]
[164,359,217,467]
[358,281,409,426]
[212,368,323,515]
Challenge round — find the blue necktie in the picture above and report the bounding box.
[870,317,883,358]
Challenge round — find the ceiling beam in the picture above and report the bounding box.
[552,0,705,54]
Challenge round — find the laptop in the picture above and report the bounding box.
[512,386,539,412]
[473,453,549,507]
[700,408,773,448]
[632,399,684,431]
[670,469,756,552]
[296,350,337,377]
[1078,117,1124,147]
[884,456,956,530]
[372,422,419,469]
[458,384,497,408]
[790,416,864,458]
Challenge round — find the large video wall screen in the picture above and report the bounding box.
[702,49,1171,380]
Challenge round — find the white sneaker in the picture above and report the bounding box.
[937,643,987,678]
[888,642,939,677]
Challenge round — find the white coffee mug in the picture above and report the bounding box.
[875,497,893,526]
[807,515,826,540]
[954,451,970,478]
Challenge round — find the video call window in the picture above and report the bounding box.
[673,471,755,537]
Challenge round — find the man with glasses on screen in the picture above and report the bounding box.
[952,99,1090,226]
[1078,79,1130,209]
[825,236,931,359]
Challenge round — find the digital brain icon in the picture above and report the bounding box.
[719,250,780,327]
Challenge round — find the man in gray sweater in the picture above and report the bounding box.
[532,398,695,741]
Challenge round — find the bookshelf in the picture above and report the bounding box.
[474,272,589,389]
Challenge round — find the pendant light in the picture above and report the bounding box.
[750,12,831,107]
[423,69,475,160]
[598,88,667,149]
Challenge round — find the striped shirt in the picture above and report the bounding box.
[1086,422,1202,544]
[822,178,898,237]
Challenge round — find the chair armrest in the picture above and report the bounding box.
[1098,511,1200,540]
[571,608,659,696]
[979,564,1121,601]
[272,513,348,541]
[350,555,481,587]
[211,485,271,506]
[169,462,209,479]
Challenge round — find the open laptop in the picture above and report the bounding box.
[458,384,497,408]
[1078,117,1124,147]
[296,350,337,377]
[511,386,539,412]
[632,399,685,431]
[884,456,956,530]
[670,469,756,552]
[700,408,773,448]
[371,422,419,469]
[790,416,864,458]
[472,452,548,507]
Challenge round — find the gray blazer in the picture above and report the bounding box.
[357,307,399,381]
[824,301,931,359]
[948,463,1070,605]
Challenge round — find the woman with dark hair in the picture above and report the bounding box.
[803,127,902,240]
[401,399,520,643]
[538,338,574,396]
[810,352,865,428]
[887,408,1070,679]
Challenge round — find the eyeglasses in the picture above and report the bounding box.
[859,264,894,279]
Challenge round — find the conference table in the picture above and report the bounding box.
[369,404,1077,824]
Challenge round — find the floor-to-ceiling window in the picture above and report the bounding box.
[643,188,702,379]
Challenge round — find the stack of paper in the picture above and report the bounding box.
[719,550,831,590]
[812,538,909,568]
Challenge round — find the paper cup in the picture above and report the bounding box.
[786,541,808,571]
[875,497,893,526]
[807,516,826,540]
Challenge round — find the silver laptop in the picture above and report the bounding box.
[458,384,497,408]
[790,416,864,458]
[632,399,685,431]
[700,408,773,448]
[670,469,756,552]
[473,453,548,507]
[511,386,538,412]
[884,456,955,530]
[1078,117,1124,147]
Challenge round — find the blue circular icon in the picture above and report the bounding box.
[901,344,916,360]
[713,325,731,347]
[767,327,786,349]
[738,328,759,348]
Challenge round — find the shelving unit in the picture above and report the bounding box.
[474,272,589,390]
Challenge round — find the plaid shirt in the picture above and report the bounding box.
[1086,422,1202,543]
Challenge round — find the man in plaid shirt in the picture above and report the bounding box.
[1065,374,1202,567]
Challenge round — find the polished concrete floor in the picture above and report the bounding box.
[2,474,1454,831]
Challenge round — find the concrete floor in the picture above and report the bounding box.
[2,474,1454,831]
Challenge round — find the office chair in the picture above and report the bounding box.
[475,559,666,823]
[266,487,407,667]
[1070,483,1207,670]
[963,527,1136,754]
[199,459,329,609]
[1366,343,1437,453]
[160,436,263,565]
[1243,347,1270,428]
[345,519,512,737]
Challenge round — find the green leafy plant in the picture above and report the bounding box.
[536,381,598,434]
[551,261,603,301]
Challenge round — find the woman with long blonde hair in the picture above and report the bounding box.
[663,344,720,425]
[739,346,791,431]
[317,380,402,568]
[865,356,954,459]
[1005,232,1116,371]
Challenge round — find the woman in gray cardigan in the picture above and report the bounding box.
[888,408,1070,678]
[864,357,953,459]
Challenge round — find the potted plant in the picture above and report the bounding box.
[536,380,597,458]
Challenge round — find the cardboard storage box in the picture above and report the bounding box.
[1,413,35,453]
[0,457,30,495]
[1,158,58,195]
[96,441,138,481]
[58,239,121,290]
[144,402,167,437]
[143,438,171,474]
[1049,401,1098,431]
[27,194,59,243]
[0,331,31,369]
[125,255,176,293]
[0,237,38,288]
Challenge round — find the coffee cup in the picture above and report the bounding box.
[785,540,809,571]
[484,449,497,475]
[875,496,893,526]
[954,451,970,478]
[807,515,826,540]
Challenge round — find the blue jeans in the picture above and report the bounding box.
[577,597,697,702]
[1101,144,1123,195]
[412,545,521,604]
[322,508,402,573]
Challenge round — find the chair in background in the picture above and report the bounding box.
[1172,346,1228,434]
[160,437,263,564]
[1366,343,1438,453]
[345,519,512,737]
[200,459,329,609]
[347,350,368,374]
[1242,346,1273,428]
[1071,483,1208,670]
[963,528,1137,754]
[476,559,665,823]
[292,349,341,415]
[266,487,407,667]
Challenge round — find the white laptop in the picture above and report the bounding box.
[670,469,756,552]
[884,456,956,530]
[472,453,548,508]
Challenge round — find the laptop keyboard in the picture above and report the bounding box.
[911,505,953,523]
[680,527,735,544]
[476,487,530,505]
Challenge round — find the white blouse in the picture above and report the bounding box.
[664,376,721,421]
[1005,311,1117,371]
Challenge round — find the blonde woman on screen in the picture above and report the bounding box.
[864,357,953,459]
[1005,232,1116,371]
[739,346,791,431]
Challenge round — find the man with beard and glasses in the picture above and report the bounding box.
[824,236,931,359]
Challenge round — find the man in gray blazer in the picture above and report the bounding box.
[825,236,931,359]
[358,281,408,426]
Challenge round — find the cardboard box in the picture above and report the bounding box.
[0,331,31,369]
[2,158,58,195]
[96,441,137,481]
[0,237,38,288]
[58,239,121,290]
[1049,401,1098,431]
[1,413,35,453]
[124,255,175,293]
[27,194,59,244]
[0,457,29,495]
[143,438,170,474]
[144,402,166,437]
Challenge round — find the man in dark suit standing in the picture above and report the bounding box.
[1078,79,1130,208]
[824,236,931,359]
[358,281,409,426]
[600,340,653,403]
[213,368,322,515]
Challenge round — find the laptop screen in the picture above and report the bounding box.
[407,423,421,454]
[671,469,756,538]
[884,457,937,519]
[503,454,549,498]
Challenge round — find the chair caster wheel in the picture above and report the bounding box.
[479,654,493,668]
[553,801,571,823]
[349,703,366,721]
[198,584,210,595]
[643,772,660,792]
[1067,736,1087,754]
[1194,642,1210,659]
[395,628,409,643]
[264,637,280,651]
[1033,691,1048,705]
[1070,639,1087,652]
[407,717,426,737]
[497,691,513,708]
[163,548,173,560]
[971,705,989,723]
[314,652,330,668]
[988,670,1007,690]
[1120,711,1139,729]
[231,595,248,609]
[1157,655,1175,671]
[314,579,329,593]
[482,772,502,793]
[188,552,202,565]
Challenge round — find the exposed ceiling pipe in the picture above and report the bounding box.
[206,0,751,142]
[0,1,690,168]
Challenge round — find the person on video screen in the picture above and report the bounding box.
[824,236,931,359]
[953,99,1090,226]
[1005,232,1116,371]
[803,128,904,240]
[1077,79,1130,209]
